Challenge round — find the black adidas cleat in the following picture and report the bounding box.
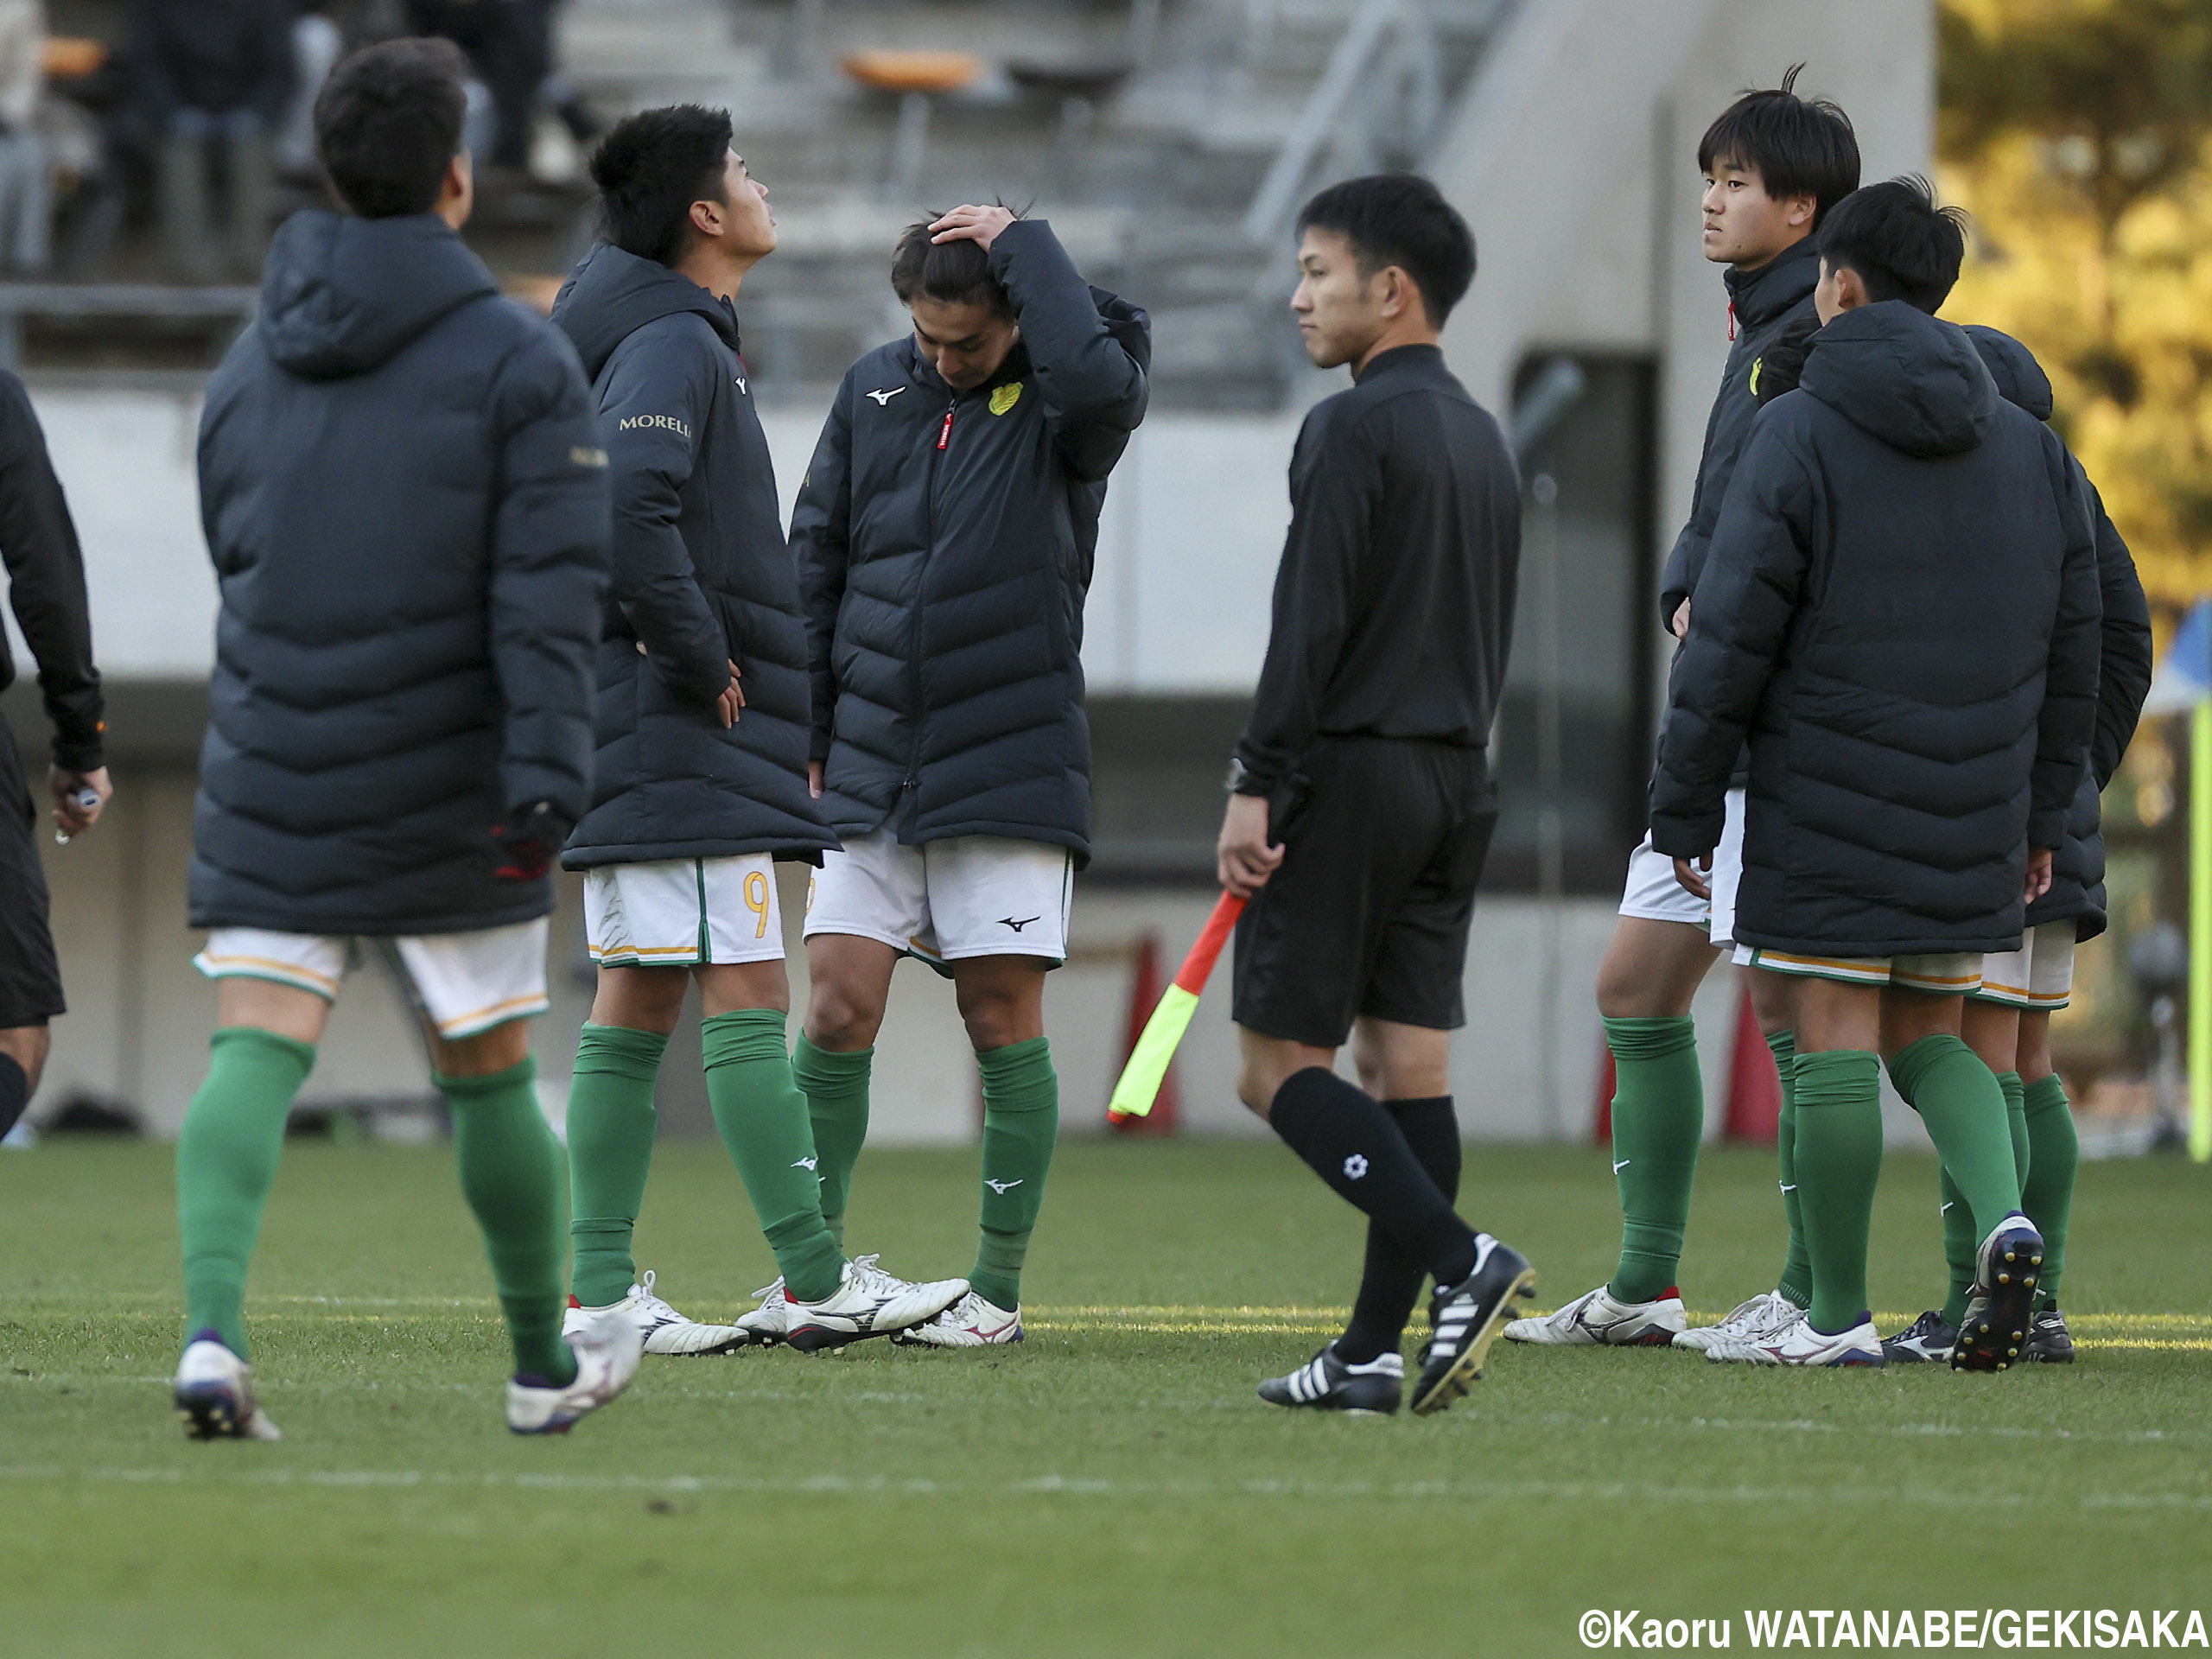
[1257,1345,1402,1414]
[1951,1215,2044,1373]
[1411,1235,1536,1415]
[2022,1306,2075,1364]
[1880,1309,1959,1364]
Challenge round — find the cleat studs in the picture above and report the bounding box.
[1999,1274,2011,1285]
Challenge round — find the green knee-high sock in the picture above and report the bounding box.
[701,1011,843,1303]
[1887,1035,2022,1243]
[1601,1015,1701,1303]
[2021,1072,2078,1306]
[564,1023,669,1307]
[973,1037,1058,1311]
[439,1058,575,1384]
[176,1027,316,1357]
[793,1034,872,1252]
[1769,1029,1811,1308]
[1936,1071,2024,1325]
[1791,1049,1885,1333]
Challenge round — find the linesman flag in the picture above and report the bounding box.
[1108,892,1246,1122]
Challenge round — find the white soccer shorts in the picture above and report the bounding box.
[1739,948,1985,996]
[1973,920,2075,1012]
[194,918,551,1039]
[804,832,1073,965]
[1618,786,1745,945]
[583,855,784,968]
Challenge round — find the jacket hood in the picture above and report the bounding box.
[1797,301,1999,458]
[552,242,741,379]
[1963,324,2056,423]
[258,211,500,379]
[1724,235,1821,335]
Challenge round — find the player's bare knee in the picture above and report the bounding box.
[588,964,689,1036]
[1747,967,1797,1037]
[433,1018,531,1079]
[804,984,884,1051]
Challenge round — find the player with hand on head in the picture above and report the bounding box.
[176,37,625,1439]
[1651,178,2101,1370]
[788,204,1149,1349]
[550,106,967,1357]
[1509,67,1861,1355]
[1224,174,1528,1418]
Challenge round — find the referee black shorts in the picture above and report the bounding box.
[0,715,64,1029]
[1231,735,1497,1049]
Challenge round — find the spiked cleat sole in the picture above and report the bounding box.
[1410,1267,1537,1415]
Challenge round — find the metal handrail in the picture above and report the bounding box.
[1238,0,1510,248]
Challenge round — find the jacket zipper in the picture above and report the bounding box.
[904,395,958,817]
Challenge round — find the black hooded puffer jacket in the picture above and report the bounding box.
[1650,302,2103,957]
[191,210,609,935]
[791,219,1150,864]
[551,244,836,868]
[1963,327,2152,944]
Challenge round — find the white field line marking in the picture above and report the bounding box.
[1,1462,2209,1510]
[6,1374,2210,1451]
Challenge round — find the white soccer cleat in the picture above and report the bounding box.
[1503,1284,1684,1347]
[1673,1289,1803,1352]
[890,1289,1024,1348]
[783,1254,968,1353]
[174,1332,282,1442]
[1704,1312,1885,1367]
[564,1268,752,1357]
[734,1276,791,1344]
[507,1306,645,1433]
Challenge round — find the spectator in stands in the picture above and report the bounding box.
[404,0,550,176]
[0,0,49,272]
[125,0,293,281]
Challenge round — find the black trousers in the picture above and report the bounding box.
[1232,736,1496,1049]
[0,712,63,1028]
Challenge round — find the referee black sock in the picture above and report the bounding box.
[1337,1096,1461,1364]
[1268,1069,1477,1286]
[0,1053,26,1141]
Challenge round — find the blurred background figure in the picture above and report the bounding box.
[0,0,50,274]
[403,0,566,181]
[125,0,293,281]
[276,4,348,181]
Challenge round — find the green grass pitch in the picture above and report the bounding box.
[3,1136,2209,1657]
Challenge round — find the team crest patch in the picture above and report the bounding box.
[989,383,1022,416]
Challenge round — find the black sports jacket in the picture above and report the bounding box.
[1232,345,1520,797]
[0,372,104,772]
[791,219,1149,864]
[1656,235,1822,626]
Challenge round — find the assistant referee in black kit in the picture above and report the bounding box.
[1217,174,1530,1418]
[0,369,111,1143]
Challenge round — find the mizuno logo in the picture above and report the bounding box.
[985,1178,1023,1193]
[1779,1183,1797,1192]
[1940,1201,1955,1213]
[1000,916,1041,932]
[793,1156,819,1171]
[1613,1159,1631,1172]
[734,374,748,395]
[867,386,906,405]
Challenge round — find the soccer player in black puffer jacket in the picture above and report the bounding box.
[1884,326,2152,1368]
[1651,179,2102,1372]
[177,39,629,1440]
[789,207,1149,1348]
